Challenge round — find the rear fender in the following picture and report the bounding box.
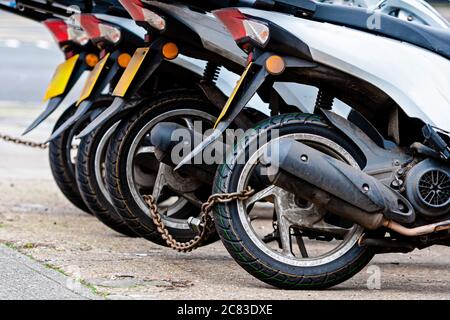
[23,54,89,135]
[47,51,126,141]
[175,53,317,170]
[322,110,413,185]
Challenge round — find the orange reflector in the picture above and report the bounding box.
[265,55,285,75]
[162,42,179,60]
[85,53,99,68]
[118,53,132,68]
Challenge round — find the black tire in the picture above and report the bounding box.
[76,118,139,237]
[49,105,91,214]
[213,113,374,290]
[105,90,219,245]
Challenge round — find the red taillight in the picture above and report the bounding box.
[214,8,270,48]
[78,15,102,39]
[44,18,89,46]
[78,14,121,44]
[214,9,247,43]
[44,19,69,43]
[120,0,145,21]
[120,0,166,31]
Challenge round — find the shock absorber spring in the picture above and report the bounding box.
[201,62,221,85]
[315,89,335,110]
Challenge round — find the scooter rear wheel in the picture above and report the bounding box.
[76,115,139,237]
[49,104,91,215]
[213,113,375,289]
[105,90,220,246]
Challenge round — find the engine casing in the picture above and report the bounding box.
[405,159,450,218]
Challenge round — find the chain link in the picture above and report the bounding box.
[0,133,48,149]
[143,187,255,253]
[0,133,79,150]
[1,129,254,252]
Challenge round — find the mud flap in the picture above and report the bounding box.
[22,96,63,135]
[47,53,123,141]
[23,54,88,135]
[46,100,93,142]
[76,43,165,138]
[174,56,270,170]
[174,53,317,170]
[77,97,145,138]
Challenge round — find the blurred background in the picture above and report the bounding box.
[0,1,450,107]
[0,1,449,105]
[0,1,449,299]
[0,1,449,138]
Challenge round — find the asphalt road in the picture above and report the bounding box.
[0,100,449,300]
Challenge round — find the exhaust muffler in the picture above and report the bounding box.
[265,139,416,230]
[150,122,221,185]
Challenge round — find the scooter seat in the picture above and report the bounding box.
[273,0,450,60]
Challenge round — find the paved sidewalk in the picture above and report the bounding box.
[0,244,98,300]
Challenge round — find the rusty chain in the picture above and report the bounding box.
[0,133,48,149]
[2,129,254,252]
[143,187,255,253]
[0,133,78,150]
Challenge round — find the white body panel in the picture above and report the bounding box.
[240,8,450,131]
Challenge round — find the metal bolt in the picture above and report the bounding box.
[391,179,404,188]
[301,155,308,162]
[362,184,370,193]
[187,217,204,234]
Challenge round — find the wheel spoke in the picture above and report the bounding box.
[178,192,203,208]
[273,191,296,256]
[182,117,195,131]
[245,185,277,208]
[152,163,169,201]
[136,146,155,156]
[244,181,352,258]
[275,215,293,256]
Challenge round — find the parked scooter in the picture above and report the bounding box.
[186,0,450,289]
[0,1,143,235]
[105,0,450,247]
[0,4,101,214]
[86,0,267,246]
[1,0,260,243]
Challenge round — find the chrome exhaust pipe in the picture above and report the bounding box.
[265,139,416,230]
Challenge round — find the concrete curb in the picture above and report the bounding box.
[0,244,102,300]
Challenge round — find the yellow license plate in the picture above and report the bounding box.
[43,55,79,101]
[113,48,150,98]
[214,62,253,128]
[77,53,110,105]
